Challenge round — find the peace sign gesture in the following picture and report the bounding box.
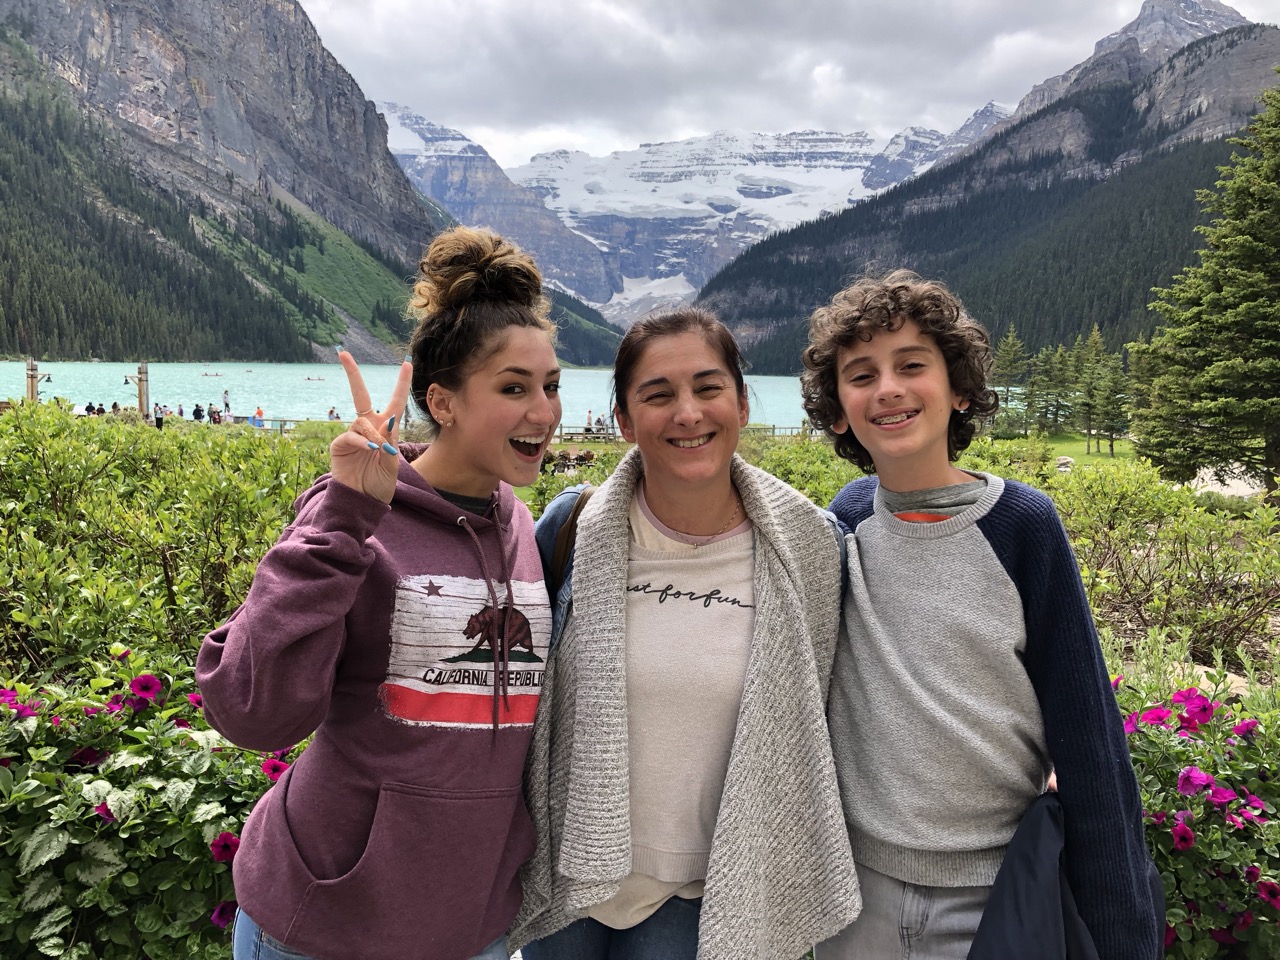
[332,350,413,503]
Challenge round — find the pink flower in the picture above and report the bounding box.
[1183,695,1214,724]
[1140,706,1173,726]
[1111,674,1123,691]
[130,674,162,700]
[1246,794,1264,810]
[1171,687,1200,705]
[1148,811,1168,825]
[1235,910,1255,932]
[1233,718,1260,738]
[210,900,237,928]
[83,706,100,716]
[1177,766,1215,795]
[187,693,203,708]
[126,696,150,714]
[174,718,191,729]
[1241,809,1269,825]
[1245,866,1261,882]
[1172,822,1196,850]
[1258,881,1280,909]
[1123,712,1139,735]
[271,746,295,760]
[1164,925,1176,949]
[261,758,289,782]
[113,649,130,661]
[1177,713,1200,733]
[68,746,109,770]
[1210,928,1238,945]
[209,831,240,863]
[50,716,61,726]
[94,802,116,823]
[1208,786,1238,808]
[1174,809,1195,825]
[1226,813,1245,830]
[104,695,125,714]
[13,702,38,718]
[0,688,17,704]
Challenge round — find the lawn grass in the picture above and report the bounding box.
[1042,432,1134,465]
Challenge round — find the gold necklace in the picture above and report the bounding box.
[688,497,741,548]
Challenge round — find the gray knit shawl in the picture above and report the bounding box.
[511,449,861,960]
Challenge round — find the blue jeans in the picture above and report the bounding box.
[522,896,701,960]
[232,909,509,960]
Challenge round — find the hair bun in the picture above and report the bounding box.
[414,226,542,316]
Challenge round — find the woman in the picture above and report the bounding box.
[511,308,860,960]
[196,227,562,960]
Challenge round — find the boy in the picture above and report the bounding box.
[800,271,1161,959]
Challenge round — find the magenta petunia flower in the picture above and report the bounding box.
[1123,711,1138,735]
[1235,910,1255,932]
[104,694,125,714]
[130,674,162,700]
[13,702,38,718]
[94,802,116,823]
[1183,695,1214,724]
[1233,718,1260,738]
[1177,766,1215,795]
[82,706,100,716]
[126,696,150,714]
[1140,706,1172,727]
[113,649,131,661]
[210,900,237,928]
[1171,687,1200,705]
[1111,674,1123,691]
[174,718,191,729]
[261,758,289,782]
[1245,866,1261,882]
[1174,809,1195,824]
[1241,809,1269,825]
[209,831,240,863]
[1148,811,1167,825]
[1177,712,1200,733]
[1226,813,1245,830]
[0,688,17,703]
[1164,925,1176,949]
[1210,928,1238,945]
[1172,822,1195,851]
[68,746,109,770]
[187,693,203,709]
[1257,881,1280,909]
[1208,785,1238,808]
[1246,794,1264,810]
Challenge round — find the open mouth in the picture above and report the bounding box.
[509,434,547,458]
[670,434,712,449]
[871,411,919,426]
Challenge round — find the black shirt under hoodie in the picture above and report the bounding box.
[197,446,552,960]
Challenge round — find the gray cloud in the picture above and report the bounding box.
[299,0,1276,167]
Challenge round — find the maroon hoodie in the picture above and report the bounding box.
[197,449,550,960]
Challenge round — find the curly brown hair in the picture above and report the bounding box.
[800,270,998,471]
[406,226,556,432]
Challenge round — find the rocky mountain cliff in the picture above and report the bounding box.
[380,103,621,303]
[986,0,1249,134]
[5,0,446,266]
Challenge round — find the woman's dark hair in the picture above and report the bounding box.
[800,269,998,471]
[406,226,556,431]
[612,307,747,415]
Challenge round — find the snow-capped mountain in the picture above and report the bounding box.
[502,106,1007,321]
[380,103,621,303]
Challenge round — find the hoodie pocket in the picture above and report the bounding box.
[285,781,529,958]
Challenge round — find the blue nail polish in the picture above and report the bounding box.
[366,441,380,450]
[334,345,343,353]
[388,415,396,430]
[382,443,398,456]
[404,355,412,363]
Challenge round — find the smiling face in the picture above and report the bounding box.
[832,319,969,491]
[615,331,749,494]
[419,326,561,496]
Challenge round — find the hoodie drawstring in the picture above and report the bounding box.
[456,515,515,732]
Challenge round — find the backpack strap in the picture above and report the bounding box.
[549,486,594,597]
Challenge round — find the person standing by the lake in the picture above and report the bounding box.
[197,226,563,960]
[223,388,230,415]
[801,271,1162,959]
[513,307,858,960]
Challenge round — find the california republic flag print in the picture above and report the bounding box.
[379,574,550,729]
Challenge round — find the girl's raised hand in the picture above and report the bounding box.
[331,350,413,503]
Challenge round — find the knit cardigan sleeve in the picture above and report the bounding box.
[977,482,1163,960]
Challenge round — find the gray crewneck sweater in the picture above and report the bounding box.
[829,472,1052,887]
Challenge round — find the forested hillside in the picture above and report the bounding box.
[722,136,1231,374]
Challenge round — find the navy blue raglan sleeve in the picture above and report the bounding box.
[977,482,1162,960]
[827,477,878,531]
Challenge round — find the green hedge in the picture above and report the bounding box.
[2,405,1279,957]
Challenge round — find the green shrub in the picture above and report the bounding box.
[1045,460,1280,667]
[0,647,289,959]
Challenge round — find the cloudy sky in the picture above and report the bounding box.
[298,0,1278,169]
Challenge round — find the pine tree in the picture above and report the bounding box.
[1131,71,1280,496]
[991,324,1028,405]
[1073,325,1108,453]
